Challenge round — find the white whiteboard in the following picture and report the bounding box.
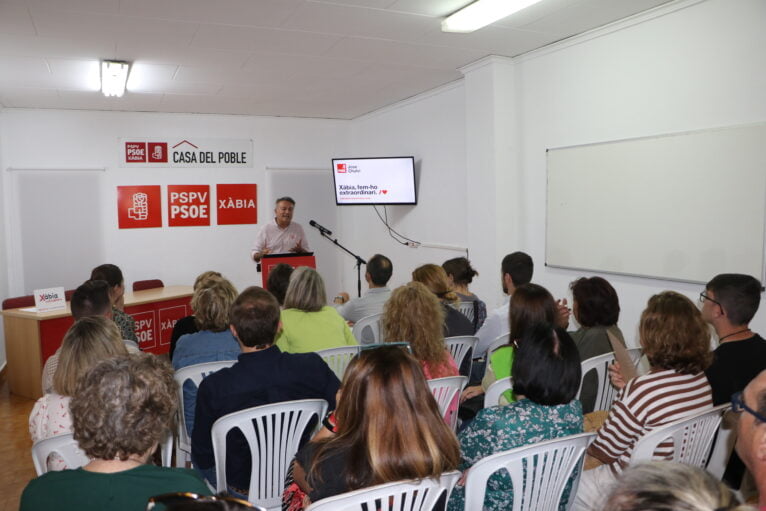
[546,124,766,284]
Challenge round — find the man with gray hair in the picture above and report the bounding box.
[251,196,310,262]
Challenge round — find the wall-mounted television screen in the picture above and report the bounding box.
[332,156,416,205]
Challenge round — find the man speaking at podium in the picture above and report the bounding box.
[251,197,311,262]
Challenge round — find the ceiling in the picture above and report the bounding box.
[0,0,674,120]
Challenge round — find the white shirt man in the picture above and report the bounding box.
[251,197,310,262]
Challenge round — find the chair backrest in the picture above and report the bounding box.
[457,301,475,323]
[576,348,644,412]
[484,377,513,409]
[705,410,738,480]
[306,471,461,511]
[351,313,383,345]
[133,279,165,292]
[487,334,511,357]
[174,360,237,452]
[316,345,360,381]
[427,376,468,430]
[629,404,728,467]
[464,432,595,511]
[444,335,478,377]
[212,399,328,509]
[31,433,90,475]
[2,294,35,310]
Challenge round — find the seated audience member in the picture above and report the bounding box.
[443,257,487,331]
[412,264,474,338]
[474,252,533,359]
[734,370,766,509]
[702,273,766,489]
[172,277,240,435]
[90,263,138,343]
[462,283,563,405]
[41,279,138,394]
[192,287,340,495]
[569,276,626,413]
[382,282,459,379]
[21,354,211,511]
[574,291,714,511]
[293,346,460,508]
[266,263,294,307]
[702,274,766,405]
[29,317,128,471]
[170,271,222,358]
[603,461,751,511]
[448,323,583,511]
[276,267,357,353]
[333,254,393,325]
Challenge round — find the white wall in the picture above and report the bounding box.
[0,108,7,370]
[0,110,351,374]
[343,83,471,297]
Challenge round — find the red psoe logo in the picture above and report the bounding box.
[336,163,346,173]
[117,185,162,229]
[217,184,257,225]
[125,142,147,162]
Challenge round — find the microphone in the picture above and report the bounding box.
[309,220,333,236]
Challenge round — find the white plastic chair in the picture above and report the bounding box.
[444,335,478,377]
[457,301,475,323]
[316,345,360,381]
[487,334,511,357]
[306,471,461,511]
[575,348,643,412]
[352,313,383,344]
[464,432,595,511]
[211,398,328,510]
[427,376,468,430]
[31,433,89,475]
[160,431,174,467]
[484,377,513,408]
[705,409,738,479]
[174,360,236,467]
[629,404,729,467]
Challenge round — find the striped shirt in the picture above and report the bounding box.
[588,369,713,474]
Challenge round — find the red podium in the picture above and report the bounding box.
[261,252,316,287]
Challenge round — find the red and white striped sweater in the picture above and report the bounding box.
[588,369,713,474]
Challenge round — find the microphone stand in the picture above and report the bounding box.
[318,231,366,298]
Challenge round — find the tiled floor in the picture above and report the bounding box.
[0,372,36,511]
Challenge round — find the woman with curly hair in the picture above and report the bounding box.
[382,281,460,380]
[21,354,211,511]
[412,264,474,338]
[573,291,714,511]
[292,346,460,508]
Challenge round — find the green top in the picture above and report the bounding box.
[20,464,211,511]
[488,345,516,403]
[276,306,358,353]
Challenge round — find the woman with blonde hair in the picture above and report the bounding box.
[276,267,356,353]
[29,316,128,470]
[412,264,474,338]
[172,276,240,434]
[382,282,459,380]
[293,346,460,507]
[574,291,714,511]
[169,270,223,357]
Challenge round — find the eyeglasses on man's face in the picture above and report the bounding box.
[698,292,723,308]
[731,391,766,423]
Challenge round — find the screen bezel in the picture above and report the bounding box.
[331,156,417,206]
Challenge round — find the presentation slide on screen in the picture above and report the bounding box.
[333,157,416,205]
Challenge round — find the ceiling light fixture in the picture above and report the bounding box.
[442,0,543,33]
[100,60,131,97]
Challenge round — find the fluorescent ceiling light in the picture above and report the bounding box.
[101,60,131,97]
[442,0,543,33]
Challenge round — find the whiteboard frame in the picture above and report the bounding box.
[545,122,766,285]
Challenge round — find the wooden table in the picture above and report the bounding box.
[1,285,193,399]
